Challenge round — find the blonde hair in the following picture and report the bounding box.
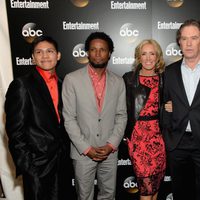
[134,39,165,73]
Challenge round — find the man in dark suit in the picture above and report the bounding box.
[5,36,69,200]
[163,19,200,200]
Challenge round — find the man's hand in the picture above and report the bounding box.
[165,101,173,112]
[86,144,113,161]
[96,144,113,157]
[86,146,108,161]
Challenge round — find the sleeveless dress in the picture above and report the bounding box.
[127,75,166,196]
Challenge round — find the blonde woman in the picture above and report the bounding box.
[123,39,171,200]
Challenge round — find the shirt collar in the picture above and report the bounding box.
[88,64,106,79]
[36,66,58,82]
[182,58,200,71]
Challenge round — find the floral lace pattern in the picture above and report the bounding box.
[127,75,166,196]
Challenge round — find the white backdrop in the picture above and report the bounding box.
[0,0,23,199]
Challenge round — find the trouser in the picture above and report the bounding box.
[168,132,200,200]
[73,155,118,200]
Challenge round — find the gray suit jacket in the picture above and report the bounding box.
[62,66,127,160]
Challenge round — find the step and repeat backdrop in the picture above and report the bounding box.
[6,0,199,199]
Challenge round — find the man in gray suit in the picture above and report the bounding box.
[62,32,127,200]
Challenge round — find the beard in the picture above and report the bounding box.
[89,60,108,69]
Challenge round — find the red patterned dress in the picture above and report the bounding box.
[127,75,166,196]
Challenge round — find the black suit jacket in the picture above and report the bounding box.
[163,59,200,151]
[5,68,68,177]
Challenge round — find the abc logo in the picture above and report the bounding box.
[120,28,139,37]
[22,23,43,43]
[166,0,183,8]
[72,43,88,64]
[123,176,139,194]
[166,47,181,56]
[70,0,89,7]
[120,23,139,43]
[166,193,173,200]
[72,44,87,58]
[165,43,182,63]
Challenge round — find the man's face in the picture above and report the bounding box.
[179,25,200,60]
[87,39,110,68]
[32,41,61,73]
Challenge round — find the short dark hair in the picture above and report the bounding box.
[85,32,114,53]
[31,35,59,54]
[176,19,200,46]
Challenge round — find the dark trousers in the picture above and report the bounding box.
[168,132,200,200]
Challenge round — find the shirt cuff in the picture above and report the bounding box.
[107,143,117,152]
[83,146,92,155]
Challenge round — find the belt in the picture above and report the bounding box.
[138,115,159,121]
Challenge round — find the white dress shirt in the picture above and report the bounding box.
[181,59,200,132]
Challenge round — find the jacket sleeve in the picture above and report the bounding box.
[122,72,134,139]
[123,73,132,119]
[5,79,33,176]
[62,75,91,154]
[162,70,172,131]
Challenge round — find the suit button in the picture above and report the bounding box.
[98,119,101,122]
[97,134,99,137]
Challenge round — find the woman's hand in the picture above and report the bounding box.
[165,101,173,112]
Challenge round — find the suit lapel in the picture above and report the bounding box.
[102,70,112,112]
[175,63,190,106]
[57,79,63,119]
[82,67,97,110]
[32,69,59,122]
[191,77,200,107]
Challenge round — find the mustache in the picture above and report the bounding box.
[89,61,108,68]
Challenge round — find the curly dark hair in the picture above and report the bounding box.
[85,32,114,53]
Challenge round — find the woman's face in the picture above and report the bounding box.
[140,43,158,73]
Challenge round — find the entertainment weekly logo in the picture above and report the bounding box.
[16,57,34,66]
[72,44,88,64]
[22,23,43,43]
[110,1,147,10]
[119,23,139,43]
[157,21,182,30]
[10,0,50,9]
[72,179,97,186]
